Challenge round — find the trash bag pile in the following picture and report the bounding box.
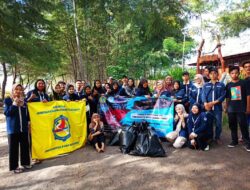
[111,121,166,157]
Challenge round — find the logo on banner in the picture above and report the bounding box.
[53,115,71,142]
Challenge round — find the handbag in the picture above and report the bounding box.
[88,133,93,141]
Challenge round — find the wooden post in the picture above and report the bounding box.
[217,35,225,73]
[196,39,205,74]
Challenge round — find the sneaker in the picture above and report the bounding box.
[228,142,238,148]
[244,144,250,152]
[204,145,210,151]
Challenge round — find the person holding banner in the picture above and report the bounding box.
[63,84,80,101]
[4,84,31,173]
[187,103,210,151]
[136,78,152,98]
[26,79,49,164]
[109,81,122,97]
[166,104,188,148]
[164,76,174,93]
[88,113,105,153]
[93,80,105,95]
[49,83,63,101]
[153,80,171,98]
[26,79,50,103]
[119,78,136,97]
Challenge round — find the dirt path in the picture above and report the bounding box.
[0,114,250,190]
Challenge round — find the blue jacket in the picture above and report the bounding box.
[181,81,193,97]
[201,81,226,111]
[172,89,188,104]
[187,112,208,135]
[153,90,171,98]
[135,88,152,97]
[63,93,80,101]
[4,97,29,134]
[189,85,203,106]
[26,89,50,102]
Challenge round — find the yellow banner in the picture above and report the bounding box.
[28,101,87,159]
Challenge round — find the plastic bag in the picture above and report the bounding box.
[131,126,165,157]
[109,129,122,146]
[119,125,137,154]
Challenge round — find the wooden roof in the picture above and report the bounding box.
[188,51,250,67]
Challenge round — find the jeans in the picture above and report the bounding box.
[207,110,222,140]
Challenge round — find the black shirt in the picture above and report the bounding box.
[226,80,249,113]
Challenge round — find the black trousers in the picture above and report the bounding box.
[8,132,31,171]
[228,112,250,144]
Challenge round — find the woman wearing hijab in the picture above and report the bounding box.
[164,76,174,93]
[166,104,188,148]
[153,80,171,98]
[4,84,31,173]
[187,103,210,151]
[63,84,80,101]
[189,74,205,109]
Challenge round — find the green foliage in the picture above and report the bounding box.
[217,0,250,37]
[0,0,200,84]
[164,66,196,81]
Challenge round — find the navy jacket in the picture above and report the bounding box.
[26,89,50,102]
[187,112,208,135]
[189,85,203,106]
[4,97,29,134]
[172,89,188,104]
[135,88,152,97]
[119,87,136,97]
[181,81,193,97]
[201,81,226,111]
[153,90,171,98]
[63,93,80,101]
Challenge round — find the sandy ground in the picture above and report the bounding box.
[0,114,250,190]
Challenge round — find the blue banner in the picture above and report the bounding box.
[99,96,174,137]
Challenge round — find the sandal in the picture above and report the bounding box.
[13,168,24,174]
[22,165,32,169]
[33,159,42,165]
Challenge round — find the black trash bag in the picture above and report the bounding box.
[109,129,122,146]
[119,125,137,154]
[131,127,165,157]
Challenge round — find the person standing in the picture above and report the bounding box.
[26,79,50,103]
[181,71,192,112]
[201,67,226,144]
[203,66,211,83]
[225,66,250,151]
[4,84,31,173]
[189,74,205,109]
[243,60,250,127]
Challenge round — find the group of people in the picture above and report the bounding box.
[4,60,250,174]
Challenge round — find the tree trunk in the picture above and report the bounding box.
[12,64,17,84]
[72,0,86,80]
[1,62,7,100]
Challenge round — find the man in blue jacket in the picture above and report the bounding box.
[201,67,226,144]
